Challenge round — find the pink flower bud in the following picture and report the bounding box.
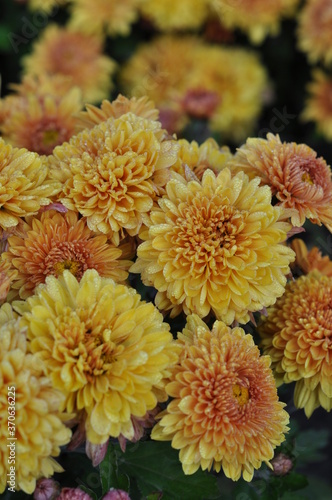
[33,478,60,500]
[271,453,293,476]
[58,487,93,499]
[86,439,109,467]
[102,489,131,500]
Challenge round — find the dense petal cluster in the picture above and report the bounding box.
[0,305,71,494]
[302,70,332,142]
[171,138,232,180]
[49,112,179,245]
[22,25,117,103]
[131,168,295,324]
[228,133,332,227]
[297,0,332,65]
[2,209,133,298]
[0,139,61,231]
[121,36,268,140]
[152,315,289,479]
[210,0,300,44]
[69,0,141,37]
[14,269,179,444]
[139,0,209,31]
[259,271,332,417]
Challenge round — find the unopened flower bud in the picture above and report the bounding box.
[86,439,109,467]
[102,489,131,500]
[271,453,293,475]
[33,478,60,500]
[58,487,93,499]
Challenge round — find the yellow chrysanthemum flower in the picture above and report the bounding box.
[139,0,209,31]
[152,315,289,479]
[14,269,179,445]
[22,25,116,104]
[229,133,332,227]
[76,94,159,131]
[28,0,68,13]
[171,138,232,180]
[120,37,268,141]
[259,271,332,417]
[2,210,133,299]
[302,70,332,142]
[0,138,61,231]
[297,0,332,65]
[49,112,179,245]
[0,306,71,494]
[130,168,295,325]
[69,0,141,37]
[210,0,300,44]
[0,260,17,304]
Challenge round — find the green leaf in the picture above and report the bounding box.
[293,429,330,464]
[99,442,130,495]
[116,441,219,500]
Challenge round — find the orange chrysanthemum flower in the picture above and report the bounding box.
[210,0,300,44]
[0,138,61,231]
[171,138,232,180]
[22,25,116,103]
[131,168,295,325]
[152,315,289,479]
[76,94,159,131]
[69,0,141,37]
[49,112,179,245]
[297,0,332,65]
[259,271,332,417]
[0,78,82,155]
[302,70,332,142]
[0,304,71,494]
[2,210,133,299]
[290,238,332,276]
[14,269,179,445]
[139,0,209,31]
[229,133,332,227]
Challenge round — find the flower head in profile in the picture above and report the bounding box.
[131,168,295,325]
[69,0,141,37]
[290,238,332,277]
[152,315,289,479]
[2,210,133,299]
[76,94,159,131]
[259,271,332,417]
[171,138,232,180]
[229,133,332,227]
[0,139,61,231]
[210,0,300,44]
[139,0,209,31]
[302,70,332,142]
[0,86,82,156]
[22,25,116,103]
[50,112,179,245]
[14,269,179,444]
[297,0,332,65]
[0,305,71,494]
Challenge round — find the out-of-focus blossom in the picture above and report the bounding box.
[297,0,332,65]
[290,238,332,276]
[139,0,209,31]
[302,70,332,142]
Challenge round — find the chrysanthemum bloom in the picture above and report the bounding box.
[76,94,159,131]
[228,133,332,227]
[69,0,141,37]
[0,309,71,494]
[290,238,332,276]
[0,260,17,304]
[259,271,332,417]
[131,168,295,324]
[2,210,133,299]
[121,37,268,140]
[22,25,116,104]
[302,70,332,142]
[210,0,300,44]
[49,112,179,245]
[171,138,232,180]
[14,269,179,444]
[297,0,332,65]
[0,138,61,231]
[0,87,82,156]
[152,315,289,479]
[139,0,209,31]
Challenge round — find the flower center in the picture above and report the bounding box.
[232,384,250,406]
[42,129,60,146]
[44,241,91,280]
[301,171,314,184]
[53,259,82,276]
